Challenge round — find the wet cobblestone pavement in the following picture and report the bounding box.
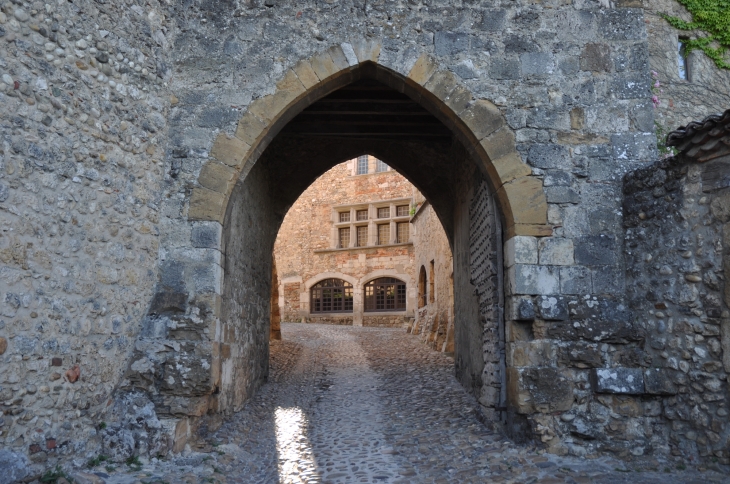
[95,324,729,484]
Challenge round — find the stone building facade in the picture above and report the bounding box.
[0,0,729,475]
[273,155,419,327]
[409,198,455,353]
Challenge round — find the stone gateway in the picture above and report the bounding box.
[0,0,729,476]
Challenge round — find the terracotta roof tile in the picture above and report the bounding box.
[666,109,730,162]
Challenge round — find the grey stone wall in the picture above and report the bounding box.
[0,0,171,470]
[623,155,729,463]
[645,0,730,133]
[1,0,729,473]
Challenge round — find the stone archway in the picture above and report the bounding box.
[189,44,549,238]
[118,44,551,452]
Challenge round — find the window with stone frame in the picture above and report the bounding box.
[364,277,407,312]
[357,155,369,175]
[377,207,390,219]
[396,205,409,217]
[339,211,351,223]
[375,159,389,172]
[311,279,353,313]
[356,226,368,247]
[338,227,350,248]
[678,38,690,81]
[396,222,409,244]
[356,209,368,221]
[377,223,390,245]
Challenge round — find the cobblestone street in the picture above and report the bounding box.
[92,324,728,484]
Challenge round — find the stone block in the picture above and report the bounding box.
[506,295,536,321]
[610,74,650,100]
[538,237,574,266]
[235,111,268,146]
[194,263,223,294]
[574,235,618,266]
[408,54,438,86]
[480,127,517,163]
[536,295,568,321]
[340,43,358,66]
[558,342,603,368]
[560,266,592,294]
[0,450,29,484]
[580,43,611,72]
[521,52,553,76]
[210,134,250,169]
[491,151,532,185]
[505,236,538,266]
[643,368,678,395]
[478,9,507,32]
[309,51,338,81]
[489,58,520,80]
[508,341,556,367]
[611,132,656,162]
[191,222,222,249]
[546,187,579,204]
[498,176,548,226]
[591,367,644,395]
[592,265,625,295]
[507,264,560,295]
[350,38,381,63]
[292,60,320,89]
[327,45,351,71]
[508,367,573,414]
[198,161,238,195]
[188,187,227,223]
[443,84,473,115]
[598,9,645,40]
[434,31,469,56]
[527,144,570,169]
[460,99,504,141]
[423,69,459,103]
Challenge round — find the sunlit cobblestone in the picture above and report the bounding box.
[99,324,729,484]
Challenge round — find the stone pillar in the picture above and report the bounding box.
[271,259,282,340]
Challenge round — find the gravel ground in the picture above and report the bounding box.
[84,323,729,484]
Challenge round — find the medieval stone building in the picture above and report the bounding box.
[273,155,421,327]
[0,0,729,475]
[409,197,455,353]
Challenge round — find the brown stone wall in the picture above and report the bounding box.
[410,200,454,353]
[274,157,419,327]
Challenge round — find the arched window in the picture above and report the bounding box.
[418,266,427,308]
[365,277,406,312]
[311,279,353,313]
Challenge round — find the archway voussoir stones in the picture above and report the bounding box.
[174,46,556,453]
[188,187,228,224]
[350,38,382,63]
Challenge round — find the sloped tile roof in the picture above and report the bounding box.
[665,108,730,162]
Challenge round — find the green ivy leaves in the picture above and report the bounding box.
[662,0,730,69]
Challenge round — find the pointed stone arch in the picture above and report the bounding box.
[188,43,550,238]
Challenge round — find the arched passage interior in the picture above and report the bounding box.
[219,67,508,421]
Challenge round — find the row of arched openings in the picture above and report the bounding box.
[310,277,407,313]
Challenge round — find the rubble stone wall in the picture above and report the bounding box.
[0,0,171,471]
[623,154,729,463]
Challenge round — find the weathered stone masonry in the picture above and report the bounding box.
[1,0,729,474]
